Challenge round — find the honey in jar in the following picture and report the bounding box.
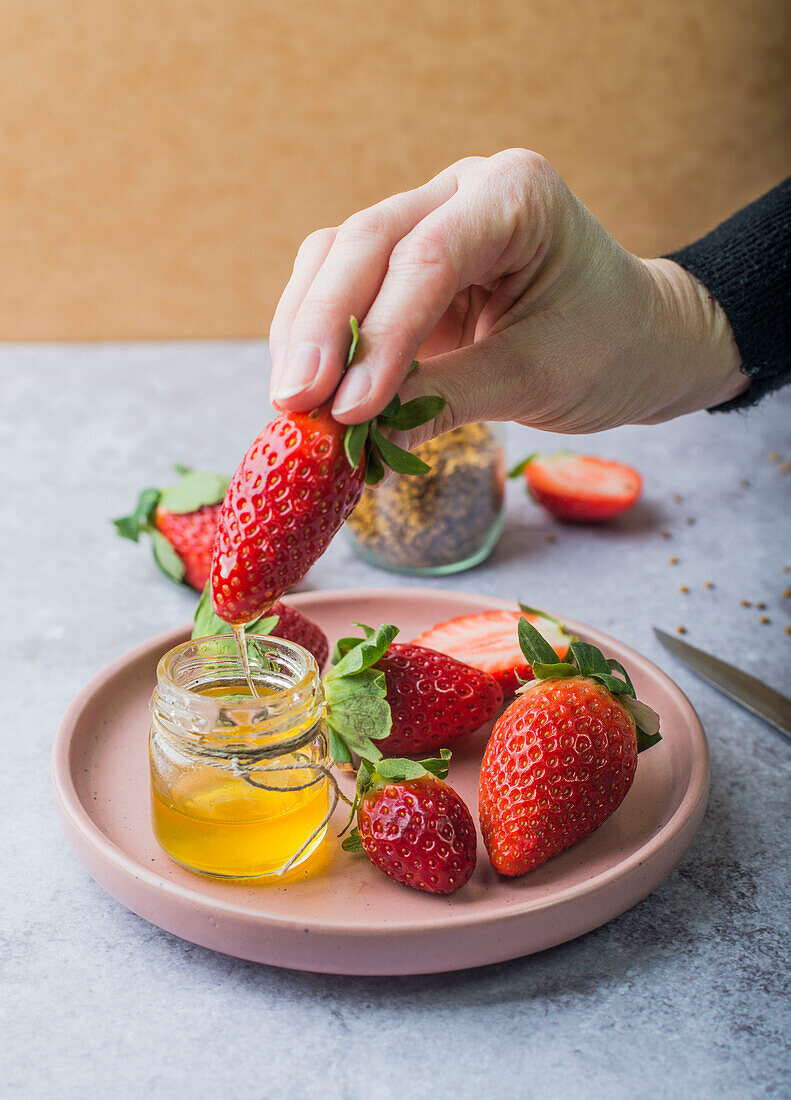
[149,634,331,878]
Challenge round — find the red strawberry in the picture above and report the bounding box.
[211,404,366,625]
[192,586,329,670]
[412,607,573,696]
[479,620,661,876]
[343,753,477,895]
[510,452,642,522]
[211,320,446,625]
[269,601,329,671]
[114,467,228,591]
[324,626,503,758]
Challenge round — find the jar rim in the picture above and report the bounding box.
[151,633,324,755]
[156,631,318,704]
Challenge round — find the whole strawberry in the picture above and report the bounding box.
[114,466,228,591]
[479,619,661,876]
[210,319,446,625]
[210,403,365,624]
[325,625,503,759]
[192,585,329,670]
[343,752,477,895]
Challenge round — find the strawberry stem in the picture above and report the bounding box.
[341,317,446,485]
[517,618,661,752]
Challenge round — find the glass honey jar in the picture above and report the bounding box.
[345,422,506,575]
[149,634,333,878]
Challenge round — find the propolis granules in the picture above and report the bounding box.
[345,423,505,574]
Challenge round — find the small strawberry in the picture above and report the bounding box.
[211,318,446,625]
[479,619,661,877]
[342,751,477,895]
[192,584,329,669]
[412,605,573,696]
[509,452,642,522]
[113,465,229,590]
[324,624,503,759]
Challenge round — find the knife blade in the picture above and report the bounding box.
[654,628,791,742]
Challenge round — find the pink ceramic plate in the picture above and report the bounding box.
[53,588,708,976]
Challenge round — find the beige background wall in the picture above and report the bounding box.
[2,0,789,340]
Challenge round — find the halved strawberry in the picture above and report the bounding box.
[412,607,573,696]
[509,452,642,522]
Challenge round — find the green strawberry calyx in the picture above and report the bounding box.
[516,618,662,752]
[342,317,446,486]
[192,583,279,640]
[112,465,229,586]
[341,749,452,852]
[322,623,398,766]
[507,451,575,479]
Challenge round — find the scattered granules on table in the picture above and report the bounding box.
[756,601,768,610]
[760,616,771,624]
[686,517,696,525]
[785,566,791,575]
[679,585,689,593]
[677,625,687,634]
[345,423,504,571]
[786,625,791,635]
[545,533,557,544]
[740,600,752,608]
[778,460,791,475]
[704,581,715,589]
[739,479,750,489]
[768,451,781,463]
[672,494,684,504]
[669,556,679,565]
[783,588,791,599]
[661,530,672,540]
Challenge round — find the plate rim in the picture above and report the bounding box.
[52,587,709,939]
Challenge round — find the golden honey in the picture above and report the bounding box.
[149,636,331,879]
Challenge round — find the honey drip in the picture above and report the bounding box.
[232,623,260,698]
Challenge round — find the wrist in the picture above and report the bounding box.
[636,258,747,421]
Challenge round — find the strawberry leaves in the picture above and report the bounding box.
[157,470,228,514]
[341,316,446,485]
[341,749,453,852]
[113,488,160,542]
[507,453,537,479]
[151,529,186,583]
[323,623,399,764]
[517,618,661,752]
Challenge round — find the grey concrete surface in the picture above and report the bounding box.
[2,341,790,1100]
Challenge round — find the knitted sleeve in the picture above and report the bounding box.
[665,177,791,411]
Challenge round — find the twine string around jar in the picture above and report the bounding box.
[193,719,350,877]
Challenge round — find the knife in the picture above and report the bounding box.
[654,628,791,742]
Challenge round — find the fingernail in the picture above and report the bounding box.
[332,366,373,416]
[274,344,322,401]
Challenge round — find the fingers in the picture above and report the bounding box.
[270,166,465,413]
[330,170,528,423]
[268,228,337,402]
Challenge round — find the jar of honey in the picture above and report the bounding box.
[149,634,332,878]
[345,422,506,575]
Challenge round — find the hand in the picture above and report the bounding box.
[269,149,746,442]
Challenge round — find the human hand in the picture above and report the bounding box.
[269,150,746,443]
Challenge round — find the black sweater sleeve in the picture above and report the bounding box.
[665,177,791,411]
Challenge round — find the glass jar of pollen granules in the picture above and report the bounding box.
[149,634,333,878]
[345,422,506,575]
